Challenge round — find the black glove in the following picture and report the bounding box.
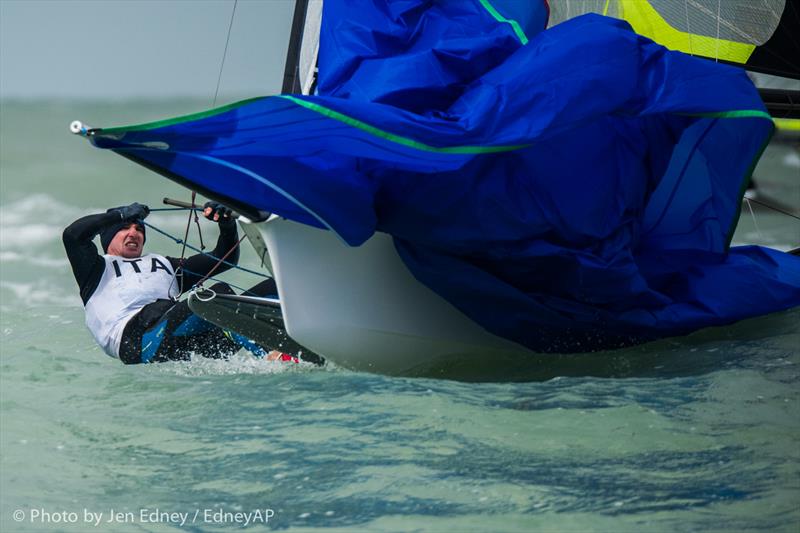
[109,202,150,221]
[203,201,235,226]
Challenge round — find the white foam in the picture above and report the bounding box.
[0,225,66,248]
[0,251,69,267]
[151,352,327,377]
[0,195,81,250]
[0,193,177,230]
[0,193,216,253]
[0,280,82,306]
[0,194,83,225]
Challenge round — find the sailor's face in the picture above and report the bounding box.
[107,223,145,258]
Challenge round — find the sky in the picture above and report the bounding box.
[0,0,296,99]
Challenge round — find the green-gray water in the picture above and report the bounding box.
[1,100,799,532]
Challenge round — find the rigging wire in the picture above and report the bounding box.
[212,0,239,108]
[194,234,249,288]
[745,198,764,239]
[143,221,270,279]
[172,192,198,295]
[181,268,257,296]
[745,196,800,222]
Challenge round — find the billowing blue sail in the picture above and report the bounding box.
[89,0,800,352]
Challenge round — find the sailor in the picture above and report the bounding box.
[63,201,305,364]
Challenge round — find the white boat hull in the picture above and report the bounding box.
[245,218,533,376]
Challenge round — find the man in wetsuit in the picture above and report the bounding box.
[63,201,316,365]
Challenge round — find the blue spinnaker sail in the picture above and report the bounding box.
[90,1,800,352]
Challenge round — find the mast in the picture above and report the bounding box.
[282,0,310,94]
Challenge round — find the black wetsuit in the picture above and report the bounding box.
[63,212,287,364]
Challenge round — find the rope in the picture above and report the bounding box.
[194,234,248,288]
[213,0,238,107]
[745,196,800,222]
[173,192,198,294]
[193,285,217,302]
[745,198,763,239]
[192,203,206,251]
[143,221,269,279]
[182,269,257,296]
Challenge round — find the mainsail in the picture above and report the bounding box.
[548,0,799,80]
[548,0,800,119]
[79,0,800,353]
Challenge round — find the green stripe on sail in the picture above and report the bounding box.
[679,109,773,120]
[98,97,267,134]
[477,0,529,45]
[279,95,530,154]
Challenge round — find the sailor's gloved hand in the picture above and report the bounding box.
[203,201,235,227]
[110,202,150,221]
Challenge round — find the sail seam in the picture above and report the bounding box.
[279,95,531,154]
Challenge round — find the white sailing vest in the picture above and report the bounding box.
[85,253,180,357]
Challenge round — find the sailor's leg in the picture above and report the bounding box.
[119,283,308,363]
[153,298,241,361]
[119,293,239,363]
[119,300,174,364]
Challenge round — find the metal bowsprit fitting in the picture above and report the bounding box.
[69,120,94,137]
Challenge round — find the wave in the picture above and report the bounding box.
[0,194,83,224]
[0,223,66,248]
[0,280,81,306]
[0,251,69,267]
[0,193,216,251]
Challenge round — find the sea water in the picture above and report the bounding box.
[1,100,798,532]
